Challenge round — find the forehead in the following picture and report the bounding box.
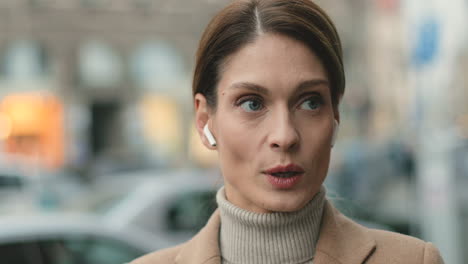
[218,33,329,94]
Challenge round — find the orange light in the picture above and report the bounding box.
[0,92,65,169]
[140,95,182,156]
[0,93,48,135]
[0,112,12,140]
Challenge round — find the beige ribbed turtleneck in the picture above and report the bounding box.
[216,186,326,264]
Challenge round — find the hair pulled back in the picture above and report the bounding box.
[193,0,345,109]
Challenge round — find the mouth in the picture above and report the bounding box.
[263,164,304,189]
[269,171,303,178]
[264,163,305,176]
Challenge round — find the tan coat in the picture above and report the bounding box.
[131,201,444,264]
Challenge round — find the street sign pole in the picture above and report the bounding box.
[403,0,466,263]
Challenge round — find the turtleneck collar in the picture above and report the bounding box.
[216,186,326,264]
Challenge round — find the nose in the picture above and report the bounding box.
[269,112,299,152]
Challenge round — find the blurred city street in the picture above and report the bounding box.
[0,0,467,263]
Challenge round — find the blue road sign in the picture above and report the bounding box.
[412,18,440,67]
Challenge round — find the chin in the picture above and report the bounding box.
[260,193,311,213]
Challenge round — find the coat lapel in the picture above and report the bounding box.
[314,201,376,264]
[175,210,222,264]
[175,200,376,264]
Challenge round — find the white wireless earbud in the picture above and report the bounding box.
[331,120,339,148]
[203,124,217,147]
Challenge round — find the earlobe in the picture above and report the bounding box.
[331,119,339,148]
[194,93,217,150]
[203,124,217,147]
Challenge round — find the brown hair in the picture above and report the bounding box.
[193,0,345,109]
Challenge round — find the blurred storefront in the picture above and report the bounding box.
[0,92,64,169]
[0,0,230,174]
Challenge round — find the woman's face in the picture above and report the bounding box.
[196,33,337,213]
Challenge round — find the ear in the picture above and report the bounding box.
[194,93,216,150]
[333,94,343,124]
[331,104,341,148]
[333,100,341,125]
[333,110,340,125]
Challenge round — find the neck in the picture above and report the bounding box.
[216,186,326,264]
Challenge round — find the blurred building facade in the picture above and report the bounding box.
[0,0,465,176]
[0,0,232,173]
[0,0,466,262]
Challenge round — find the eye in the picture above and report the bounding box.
[299,96,322,110]
[239,98,264,112]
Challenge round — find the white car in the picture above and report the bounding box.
[0,166,86,215]
[70,169,223,247]
[0,213,165,264]
[71,168,392,247]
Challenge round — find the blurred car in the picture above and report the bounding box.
[68,169,222,247]
[326,139,415,234]
[69,168,392,247]
[0,153,36,191]
[0,166,86,215]
[0,166,31,193]
[0,165,43,215]
[0,213,165,264]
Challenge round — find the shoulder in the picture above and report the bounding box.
[319,201,444,263]
[129,243,184,264]
[129,209,222,264]
[367,229,444,264]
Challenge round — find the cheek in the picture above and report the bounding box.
[300,121,333,164]
[216,117,258,172]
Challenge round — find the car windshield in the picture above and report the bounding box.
[70,189,130,215]
[0,235,145,264]
[0,174,23,189]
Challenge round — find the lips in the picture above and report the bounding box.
[264,164,304,176]
[263,164,304,189]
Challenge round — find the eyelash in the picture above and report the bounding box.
[236,96,264,112]
[299,94,324,110]
[235,93,324,112]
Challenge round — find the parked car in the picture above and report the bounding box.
[0,168,24,190]
[70,168,392,247]
[0,166,86,215]
[0,166,32,195]
[68,169,223,247]
[0,213,165,264]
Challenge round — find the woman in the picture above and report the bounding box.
[132,0,444,263]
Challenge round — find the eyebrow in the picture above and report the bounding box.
[229,82,270,95]
[229,79,329,94]
[296,79,329,92]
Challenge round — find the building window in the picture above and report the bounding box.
[78,40,123,89]
[130,41,186,92]
[1,40,49,81]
